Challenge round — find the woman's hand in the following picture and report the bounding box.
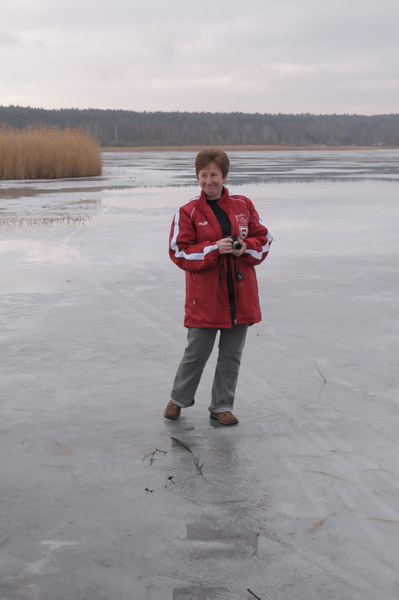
[217,237,234,254]
[217,237,247,256]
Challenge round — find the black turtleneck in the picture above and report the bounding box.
[206,198,231,238]
[207,196,236,324]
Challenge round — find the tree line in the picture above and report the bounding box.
[1,105,399,147]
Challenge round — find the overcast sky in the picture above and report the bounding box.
[1,0,398,115]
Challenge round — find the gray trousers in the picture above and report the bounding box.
[170,325,249,413]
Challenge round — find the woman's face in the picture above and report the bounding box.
[198,161,227,200]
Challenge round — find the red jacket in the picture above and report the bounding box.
[169,187,272,328]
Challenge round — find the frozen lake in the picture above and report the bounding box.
[1,150,399,599]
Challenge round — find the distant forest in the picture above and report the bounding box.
[1,105,399,147]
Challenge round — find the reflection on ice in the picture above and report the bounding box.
[1,238,88,265]
[0,197,100,227]
[102,148,399,187]
[0,148,398,229]
[0,186,105,200]
[0,215,93,227]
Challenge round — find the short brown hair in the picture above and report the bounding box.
[195,148,230,178]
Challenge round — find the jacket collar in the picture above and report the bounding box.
[199,186,230,209]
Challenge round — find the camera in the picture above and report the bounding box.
[231,235,242,251]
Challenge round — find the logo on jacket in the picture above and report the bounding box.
[198,221,208,226]
[235,214,248,239]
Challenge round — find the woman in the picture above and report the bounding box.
[164,148,272,425]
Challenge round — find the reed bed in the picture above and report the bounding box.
[0,127,102,180]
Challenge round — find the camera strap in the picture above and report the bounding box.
[217,255,242,311]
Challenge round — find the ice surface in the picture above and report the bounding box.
[1,150,399,599]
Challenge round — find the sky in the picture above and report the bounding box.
[1,0,398,115]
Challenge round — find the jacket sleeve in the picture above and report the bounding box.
[240,200,273,266]
[169,206,220,272]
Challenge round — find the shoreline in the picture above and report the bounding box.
[101,144,392,152]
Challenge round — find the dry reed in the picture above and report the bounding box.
[0,126,102,180]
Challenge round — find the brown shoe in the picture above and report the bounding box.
[210,411,239,425]
[164,400,181,420]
